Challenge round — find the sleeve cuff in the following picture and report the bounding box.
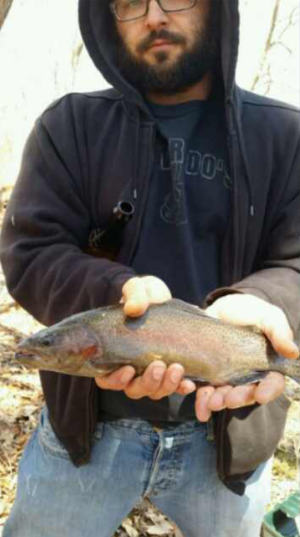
[104,269,137,305]
[203,286,272,308]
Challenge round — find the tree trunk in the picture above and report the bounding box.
[0,0,14,31]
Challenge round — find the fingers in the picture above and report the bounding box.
[205,294,299,360]
[142,276,172,303]
[176,378,197,397]
[96,362,196,401]
[121,277,151,317]
[124,363,195,400]
[124,361,167,399]
[195,386,216,422]
[97,368,284,418]
[147,366,196,400]
[254,372,285,405]
[259,310,299,359]
[95,366,136,390]
[195,385,252,422]
[121,276,172,317]
[195,372,285,422]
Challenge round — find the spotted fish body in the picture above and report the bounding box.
[15,299,300,386]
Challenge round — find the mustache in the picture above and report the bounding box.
[137,29,186,53]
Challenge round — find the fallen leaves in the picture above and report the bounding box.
[118,502,180,537]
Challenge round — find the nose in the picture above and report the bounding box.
[144,0,169,30]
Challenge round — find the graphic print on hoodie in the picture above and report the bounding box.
[133,97,231,304]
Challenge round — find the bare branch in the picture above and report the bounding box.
[251,0,281,92]
[278,6,299,41]
[269,40,293,56]
[0,0,13,31]
[72,42,84,72]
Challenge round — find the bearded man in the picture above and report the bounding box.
[1,1,299,536]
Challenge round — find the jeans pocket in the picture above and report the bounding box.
[38,407,70,461]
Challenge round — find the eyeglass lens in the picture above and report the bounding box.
[114,0,196,21]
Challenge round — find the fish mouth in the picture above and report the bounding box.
[15,350,38,360]
[15,346,55,364]
[15,349,82,375]
[15,349,42,365]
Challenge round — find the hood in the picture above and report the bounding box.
[78,0,240,110]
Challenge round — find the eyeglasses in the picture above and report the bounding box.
[110,0,197,22]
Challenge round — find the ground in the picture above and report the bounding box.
[0,187,299,536]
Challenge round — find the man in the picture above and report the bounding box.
[1,0,299,536]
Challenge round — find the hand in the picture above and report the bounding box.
[195,294,300,422]
[95,276,197,399]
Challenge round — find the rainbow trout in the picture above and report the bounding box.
[15,299,300,386]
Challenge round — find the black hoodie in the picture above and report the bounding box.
[1,0,299,495]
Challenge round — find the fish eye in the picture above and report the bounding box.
[41,337,52,347]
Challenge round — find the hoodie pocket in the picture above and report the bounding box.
[214,394,291,483]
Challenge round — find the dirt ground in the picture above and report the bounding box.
[0,187,299,536]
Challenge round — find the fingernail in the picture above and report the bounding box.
[183,385,195,395]
[291,342,300,357]
[152,367,164,381]
[171,370,182,383]
[120,370,133,384]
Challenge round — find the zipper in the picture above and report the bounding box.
[123,123,156,265]
[226,97,240,284]
[84,123,155,460]
[215,96,241,475]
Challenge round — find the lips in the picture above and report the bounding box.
[149,40,173,49]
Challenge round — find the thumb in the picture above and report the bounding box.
[259,314,299,359]
[141,276,172,303]
[121,277,150,317]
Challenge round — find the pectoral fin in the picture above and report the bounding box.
[185,371,268,387]
[229,371,268,386]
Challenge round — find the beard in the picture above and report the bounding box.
[112,5,221,96]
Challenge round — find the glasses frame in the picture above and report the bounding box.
[110,0,197,22]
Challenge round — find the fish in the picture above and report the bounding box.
[15,299,300,386]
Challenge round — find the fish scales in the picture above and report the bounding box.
[100,307,268,382]
[15,299,300,387]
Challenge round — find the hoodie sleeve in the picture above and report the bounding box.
[0,117,136,327]
[205,141,300,337]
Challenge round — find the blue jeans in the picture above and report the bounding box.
[3,406,272,537]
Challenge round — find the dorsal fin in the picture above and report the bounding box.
[164,298,208,318]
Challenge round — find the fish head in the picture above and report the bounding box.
[15,321,103,375]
